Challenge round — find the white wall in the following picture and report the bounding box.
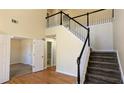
[90,22,113,51]
[0,35,10,83]
[113,10,124,82]
[10,39,22,64]
[0,10,46,39]
[21,39,32,65]
[10,38,32,65]
[53,40,56,66]
[46,26,84,76]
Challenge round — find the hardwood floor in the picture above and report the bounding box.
[6,67,76,84]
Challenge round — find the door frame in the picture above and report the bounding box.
[10,35,33,78]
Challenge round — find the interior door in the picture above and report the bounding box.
[32,39,44,72]
[0,35,10,83]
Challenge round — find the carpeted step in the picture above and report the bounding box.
[91,52,117,57]
[85,73,122,84]
[90,56,117,59]
[90,56,117,62]
[84,51,122,84]
[84,76,108,84]
[87,66,121,79]
[89,61,118,65]
[88,62,119,70]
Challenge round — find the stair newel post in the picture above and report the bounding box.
[87,13,89,27]
[112,9,114,18]
[87,13,90,47]
[60,11,63,25]
[88,28,90,47]
[47,13,49,27]
[77,57,80,84]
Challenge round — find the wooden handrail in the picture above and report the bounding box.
[77,31,89,84]
[72,9,106,19]
[46,11,61,19]
[62,11,88,30]
[78,30,89,60]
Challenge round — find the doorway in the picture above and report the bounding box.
[10,37,32,78]
[46,38,56,69]
[0,35,45,83]
[47,41,52,67]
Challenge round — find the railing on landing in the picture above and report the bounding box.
[46,11,88,41]
[46,9,114,84]
[72,9,113,26]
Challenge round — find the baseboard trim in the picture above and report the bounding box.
[10,62,22,65]
[116,50,124,83]
[56,69,77,77]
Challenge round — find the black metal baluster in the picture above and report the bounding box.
[60,11,62,25]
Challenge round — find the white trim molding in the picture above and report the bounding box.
[56,69,77,77]
[116,50,124,83]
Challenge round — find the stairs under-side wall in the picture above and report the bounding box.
[84,51,123,84]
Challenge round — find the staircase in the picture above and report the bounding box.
[84,51,123,84]
[46,9,120,84]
